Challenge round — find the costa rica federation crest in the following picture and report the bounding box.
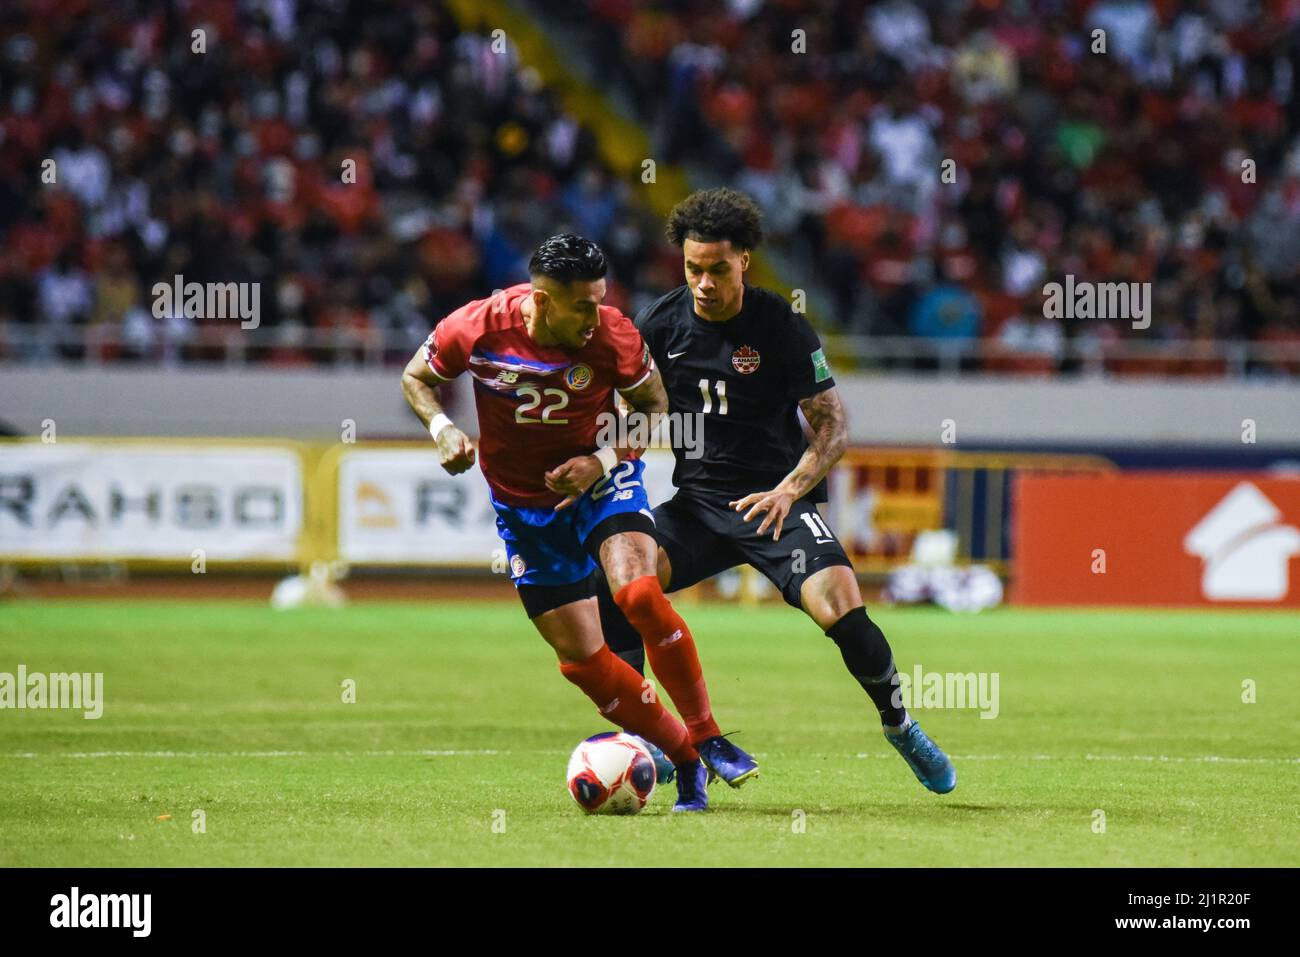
[731,345,760,374]
[565,363,593,390]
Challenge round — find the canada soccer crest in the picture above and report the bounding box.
[565,363,593,390]
[731,345,760,374]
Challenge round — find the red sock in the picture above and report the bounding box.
[613,576,722,744]
[559,644,698,764]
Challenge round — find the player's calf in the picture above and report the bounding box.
[558,643,700,766]
[528,587,699,766]
[824,606,909,728]
[595,528,725,743]
[612,573,724,744]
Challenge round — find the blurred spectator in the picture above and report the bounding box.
[4,0,1300,378]
[547,0,1300,376]
[0,0,678,365]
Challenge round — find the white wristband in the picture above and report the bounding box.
[429,413,453,440]
[593,447,619,475]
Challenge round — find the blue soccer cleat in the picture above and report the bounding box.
[884,720,957,794]
[671,760,709,812]
[625,733,675,784]
[697,735,760,788]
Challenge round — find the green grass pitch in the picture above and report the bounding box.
[2,600,1297,867]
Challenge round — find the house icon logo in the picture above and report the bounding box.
[1183,482,1300,601]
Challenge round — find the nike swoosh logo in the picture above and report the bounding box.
[667,350,686,359]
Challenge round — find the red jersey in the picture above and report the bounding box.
[423,283,653,507]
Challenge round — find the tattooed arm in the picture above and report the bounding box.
[728,387,848,540]
[400,345,476,475]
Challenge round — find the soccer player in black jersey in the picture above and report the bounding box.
[594,188,956,794]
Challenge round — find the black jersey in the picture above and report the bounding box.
[635,283,835,500]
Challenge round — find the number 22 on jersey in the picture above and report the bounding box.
[514,385,570,424]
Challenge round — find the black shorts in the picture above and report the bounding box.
[650,490,854,608]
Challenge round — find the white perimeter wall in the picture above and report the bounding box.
[1,366,1297,447]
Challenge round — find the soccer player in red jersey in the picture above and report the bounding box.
[400,235,758,810]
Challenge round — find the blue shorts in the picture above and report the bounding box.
[493,459,653,588]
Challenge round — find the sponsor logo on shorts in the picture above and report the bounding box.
[731,345,760,374]
[565,363,593,390]
[510,554,527,578]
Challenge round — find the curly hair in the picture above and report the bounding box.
[528,234,608,283]
[665,188,764,250]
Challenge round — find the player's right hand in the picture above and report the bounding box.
[434,425,476,475]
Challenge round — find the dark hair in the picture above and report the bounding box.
[528,234,607,283]
[665,187,764,250]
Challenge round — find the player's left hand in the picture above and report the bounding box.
[546,454,604,510]
[729,488,796,541]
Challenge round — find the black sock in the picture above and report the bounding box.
[825,606,907,727]
[591,570,646,675]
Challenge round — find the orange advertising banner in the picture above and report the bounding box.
[1013,473,1300,606]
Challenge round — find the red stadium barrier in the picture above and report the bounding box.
[1013,473,1300,607]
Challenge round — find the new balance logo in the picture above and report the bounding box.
[495,371,519,384]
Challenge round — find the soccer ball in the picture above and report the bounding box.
[565,732,657,814]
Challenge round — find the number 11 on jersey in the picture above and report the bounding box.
[699,378,728,415]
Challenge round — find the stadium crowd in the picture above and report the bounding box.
[0,0,675,365]
[2,0,1299,373]
[553,0,1300,372]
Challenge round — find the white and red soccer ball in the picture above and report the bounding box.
[566,732,657,814]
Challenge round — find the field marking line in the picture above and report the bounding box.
[854,753,1300,765]
[4,750,1296,764]
[5,749,502,759]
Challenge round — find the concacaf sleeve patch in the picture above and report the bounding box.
[641,342,651,368]
[811,347,831,383]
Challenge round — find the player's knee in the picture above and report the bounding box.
[603,564,639,594]
[551,632,601,666]
[612,575,667,623]
[800,564,862,628]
